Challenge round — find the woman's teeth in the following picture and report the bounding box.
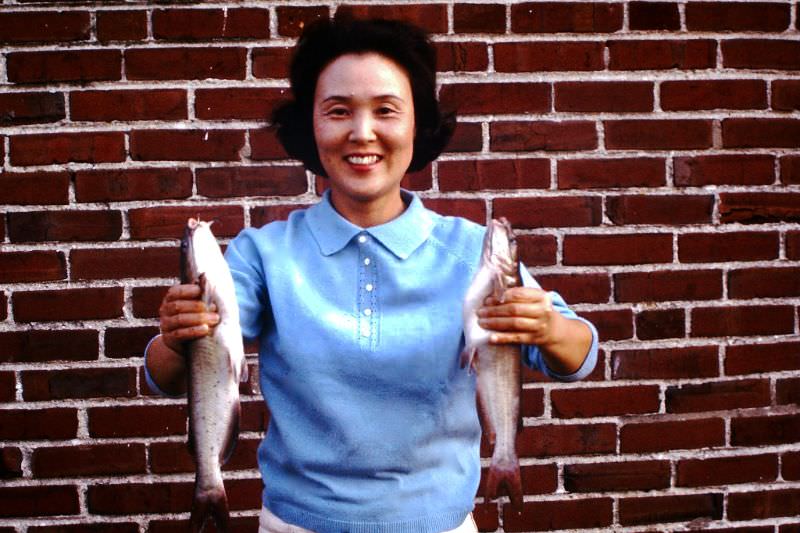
[347,155,380,165]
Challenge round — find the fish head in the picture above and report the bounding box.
[485,217,518,269]
[181,218,219,284]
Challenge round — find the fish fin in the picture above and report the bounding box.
[485,454,523,511]
[475,385,496,448]
[220,399,240,466]
[459,344,478,373]
[190,485,230,533]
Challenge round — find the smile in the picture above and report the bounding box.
[346,155,382,165]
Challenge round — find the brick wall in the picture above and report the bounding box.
[1,1,799,531]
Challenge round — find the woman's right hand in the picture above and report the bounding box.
[158,283,220,354]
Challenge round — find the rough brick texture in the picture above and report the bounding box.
[1,2,797,531]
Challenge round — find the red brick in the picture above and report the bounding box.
[782,156,800,184]
[563,233,671,266]
[0,92,65,125]
[0,447,22,478]
[0,251,65,283]
[32,443,146,477]
[491,121,597,151]
[125,48,246,81]
[0,171,70,205]
[129,205,244,239]
[438,159,549,192]
[0,294,6,322]
[336,4,447,33]
[153,8,269,40]
[726,342,800,376]
[661,80,767,111]
[130,130,245,161]
[615,269,722,303]
[719,193,800,224]
[423,199,486,225]
[666,379,771,414]
[674,154,775,186]
[196,165,306,198]
[7,50,121,84]
[440,83,549,115]
[619,493,722,526]
[733,414,800,447]
[729,267,800,298]
[687,2,790,31]
[636,308,685,340]
[608,39,716,70]
[435,42,489,72]
[565,461,670,492]
[517,234,557,266]
[692,306,794,337]
[97,10,147,42]
[495,197,601,229]
[446,122,483,152]
[10,132,125,166]
[454,3,506,34]
[252,47,292,79]
[0,373,14,402]
[72,247,179,281]
[778,377,800,406]
[195,88,287,120]
[629,2,680,30]
[0,408,78,440]
[71,89,187,121]
[503,498,612,531]
[511,2,622,33]
[555,81,653,112]
[621,418,725,453]
[0,330,98,364]
[472,502,499,531]
[150,437,259,474]
[519,423,615,456]
[789,231,800,259]
[276,6,329,37]
[30,524,139,533]
[106,326,159,359]
[552,385,660,418]
[241,399,270,432]
[494,41,604,72]
[558,158,664,189]
[610,194,713,225]
[537,273,610,304]
[605,120,712,150]
[0,12,90,43]
[249,127,290,160]
[520,387,544,418]
[723,40,800,70]
[581,309,633,341]
[7,210,122,242]
[0,486,79,518]
[75,168,192,202]
[612,346,719,380]
[773,80,800,111]
[724,118,800,148]
[13,287,124,322]
[88,481,192,514]
[678,231,780,263]
[678,454,778,487]
[729,488,800,521]
[132,286,169,318]
[785,452,800,480]
[89,405,186,438]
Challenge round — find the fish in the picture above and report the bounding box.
[460,217,523,510]
[181,218,248,533]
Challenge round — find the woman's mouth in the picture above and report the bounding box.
[346,154,382,166]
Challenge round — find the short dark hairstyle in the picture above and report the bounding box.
[271,16,456,177]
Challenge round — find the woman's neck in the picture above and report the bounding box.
[329,190,407,228]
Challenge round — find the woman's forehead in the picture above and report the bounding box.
[315,52,412,101]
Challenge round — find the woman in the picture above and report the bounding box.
[145,17,598,533]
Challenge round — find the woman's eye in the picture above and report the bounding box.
[377,106,397,115]
[326,107,348,116]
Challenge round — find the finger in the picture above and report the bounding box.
[503,287,551,303]
[164,284,202,302]
[163,324,213,345]
[478,302,551,319]
[488,332,538,345]
[479,316,543,332]
[160,299,210,318]
[161,312,220,333]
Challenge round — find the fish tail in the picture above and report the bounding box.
[190,486,230,533]
[485,454,523,511]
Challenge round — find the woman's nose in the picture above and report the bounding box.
[348,111,377,143]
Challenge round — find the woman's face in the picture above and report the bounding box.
[313,52,415,222]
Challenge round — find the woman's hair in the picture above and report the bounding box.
[271,16,456,177]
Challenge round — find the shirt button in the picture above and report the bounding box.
[364,258,371,266]
[364,308,372,316]
[365,283,374,292]
[361,326,371,337]
[358,235,368,244]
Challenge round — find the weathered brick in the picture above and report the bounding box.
[435,42,489,72]
[336,4,447,33]
[10,132,125,166]
[70,90,187,121]
[729,489,800,521]
[494,42,604,72]
[130,130,245,162]
[581,309,633,341]
[729,267,800,298]
[0,171,70,205]
[0,486,80,518]
[440,83,550,115]
[0,373,14,403]
[720,193,800,224]
[0,251,66,283]
[608,40,716,70]
[621,418,725,453]
[605,120,712,150]
[23,367,136,401]
[446,122,483,152]
[615,269,722,303]
[519,423,615,456]
[629,2,680,30]
[692,305,795,337]
[30,524,139,533]
[32,444,146,477]
[454,3,506,34]
[674,154,775,186]
[7,50,121,84]
[607,194,714,225]
[517,235,558,266]
[636,308,685,340]
[132,286,170,318]
[106,326,159,360]
[784,452,800,480]
[491,121,597,151]
[563,233,672,265]
[252,47,292,79]
[565,461,670,493]
[88,482,192,515]
[732,414,800,447]
[0,330,98,363]
[89,405,187,438]
[723,40,800,70]
[677,454,778,487]
[494,197,601,229]
[503,498,613,531]
[96,10,147,42]
[773,80,800,111]
[537,273,610,304]
[152,8,269,40]
[612,346,719,380]
[687,3,790,31]
[724,118,800,148]
[195,88,288,120]
[726,342,800,376]
[552,385,660,418]
[0,12,90,43]
[619,493,723,526]
[75,168,192,202]
[555,82,653,112]
[438,159,550,192]
[558,158,664,189]
[0,447,22,478]
[150,437,259,474]
[13,288,124,322]
[778,377,800,406]
[661,80,767,110]
[7,210,122,242]
[422,199,486,224]
[788,231,800,259]
[0,92,65,125]
[666,379,771,414]
[276,6,329,37]
[511,3,623,33]
[0,408,78,440]
[196,166,307,198]
[782,156,800,184]
[128,205,244,239]
[125,48,247,80]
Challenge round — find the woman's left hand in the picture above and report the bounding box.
[477,287,563,347]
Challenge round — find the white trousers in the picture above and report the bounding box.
[258,506,479,533]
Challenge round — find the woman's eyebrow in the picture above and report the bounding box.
[319,94,407,104]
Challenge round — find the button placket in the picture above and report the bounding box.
[357,233,377,348]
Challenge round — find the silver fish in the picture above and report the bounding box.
[461,217,523,510]
[181,218,248,533]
